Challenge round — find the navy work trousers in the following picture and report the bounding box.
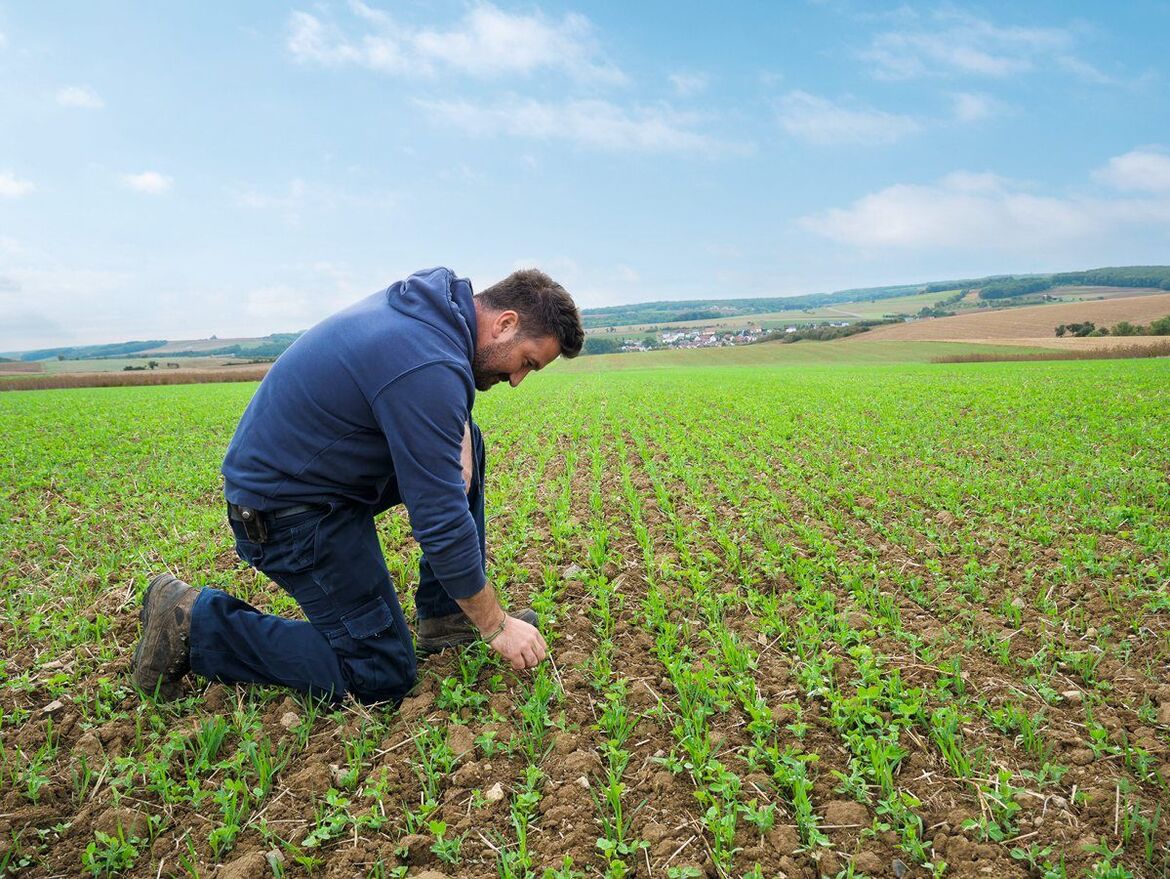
[188,423,486,704]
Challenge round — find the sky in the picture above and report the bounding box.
[2,1,1169,351]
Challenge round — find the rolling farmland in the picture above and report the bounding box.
[2,359,1169,878]
[854,293,1170,345]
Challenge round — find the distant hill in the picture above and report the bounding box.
[584,265,1170,329]
[7,265,1168,360]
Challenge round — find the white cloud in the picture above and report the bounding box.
[415,97,749,156]
[288,2,624,84]
[56,86,104,109]
[122,171,173,194]
[1094,148,1170,192]
[669,72,709,96]
[949,91,1003,123]
[863,10,1088,81]
[777,91,920,145]
[802,161,1170,252]
[0,171,35,198]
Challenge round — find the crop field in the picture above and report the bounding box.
[2,359,1169,879]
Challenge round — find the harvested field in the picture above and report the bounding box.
[0,362,43,374]
[852,292,1170,342]
[0,366,272,391]
[1,360,1169,878]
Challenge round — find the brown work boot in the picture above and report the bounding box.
[416,608,538,658]
[131,573,198,700]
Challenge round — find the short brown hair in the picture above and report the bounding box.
[476,269,584,358]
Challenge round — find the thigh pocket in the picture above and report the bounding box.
[341,595,396,640]
[332,595,413,700]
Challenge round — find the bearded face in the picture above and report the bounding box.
[471,336,519,391]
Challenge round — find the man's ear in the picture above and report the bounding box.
[493,309,519,339]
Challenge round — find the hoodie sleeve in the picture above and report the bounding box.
[372,361,485,599]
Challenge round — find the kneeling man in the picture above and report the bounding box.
[131,266,583,703]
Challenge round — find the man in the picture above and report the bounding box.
[131,266,584,704]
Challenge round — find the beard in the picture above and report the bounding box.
[472,336,518,391]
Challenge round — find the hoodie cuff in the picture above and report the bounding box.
[441,569,487,600]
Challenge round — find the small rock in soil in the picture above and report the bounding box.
[485,782,505,803]
[561,563,585,580]
[42,699,66,716]
[265,849,285,872]
[823,800,868,827]
[892,857,908,878]
[1061,689,1083,705]
[414,872,453,879]
[216,851,267,879]
[279,711,300,729]
[575,775,590,789]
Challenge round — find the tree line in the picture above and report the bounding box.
[1056,315,1170,337]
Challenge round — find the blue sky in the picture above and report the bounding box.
[2,1,1169,350]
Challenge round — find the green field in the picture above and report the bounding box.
[2,357,1169,877]
[559,339,1056,371]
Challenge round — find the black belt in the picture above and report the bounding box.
[227,502,318,522]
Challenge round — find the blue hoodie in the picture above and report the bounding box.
[222,266,484,599]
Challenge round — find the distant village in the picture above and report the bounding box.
[618,321,853,352]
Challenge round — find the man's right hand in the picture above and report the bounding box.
[487,616,548,670]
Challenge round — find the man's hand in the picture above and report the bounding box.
[486,615,548,671]
[455,583,547,671]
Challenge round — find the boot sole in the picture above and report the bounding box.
[131,572,194,699]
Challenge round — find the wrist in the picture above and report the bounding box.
[481,613,508,643]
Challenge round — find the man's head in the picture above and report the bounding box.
[472,269,584,391]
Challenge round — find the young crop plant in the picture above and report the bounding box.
[495,765,544,879]
[81,827,141,878]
